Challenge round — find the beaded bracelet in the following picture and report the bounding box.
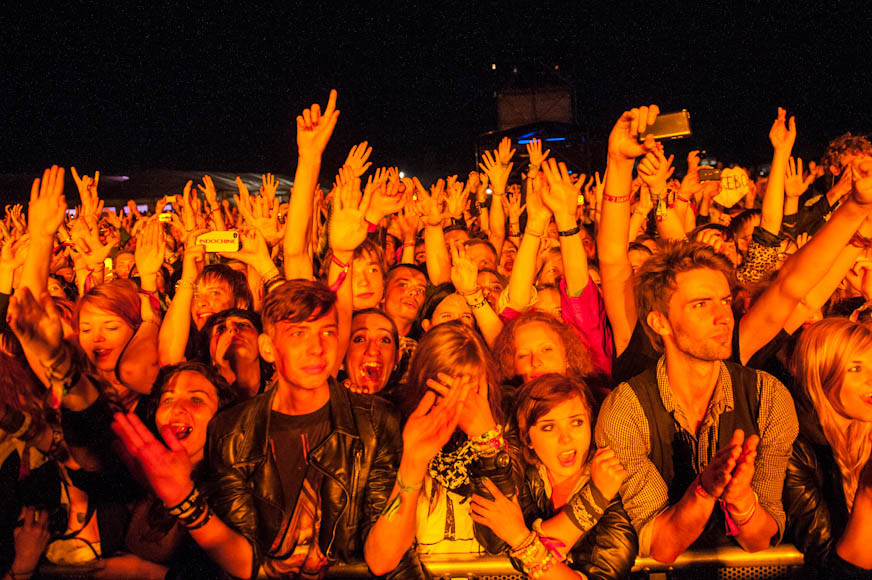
[182,505,213,530]
[471,424,505,457]
[166,486,200,518]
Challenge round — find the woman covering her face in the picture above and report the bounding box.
[468,374,637,579]
[785,318,872,575]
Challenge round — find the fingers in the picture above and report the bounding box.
[159,424,187,453]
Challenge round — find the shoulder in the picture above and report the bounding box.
[596,383,647,440]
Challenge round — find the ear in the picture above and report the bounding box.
[646,310,672,339]
[258,333,276,363]
[421,319,432,333]
[829,164,841,176]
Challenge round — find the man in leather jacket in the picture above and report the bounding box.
[204,280,428,579]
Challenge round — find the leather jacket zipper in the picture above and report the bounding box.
[346,446,362,530]
[309,457,349,558]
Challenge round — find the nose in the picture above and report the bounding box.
[557,426,571,444]
[308,333,325,356]
[530,353,542,369]
[365,338,379,355]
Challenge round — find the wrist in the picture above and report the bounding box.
[398,455,429,484]
[553,214,577,231]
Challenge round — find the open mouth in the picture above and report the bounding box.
[558,450,576,467]
[169,423,194,440]
[359,361,384,382]
[93,348,111,361]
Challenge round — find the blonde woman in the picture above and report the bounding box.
[785,317,872,577]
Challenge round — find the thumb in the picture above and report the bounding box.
[160,424,187,453]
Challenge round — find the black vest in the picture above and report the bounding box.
[627,361,760,548]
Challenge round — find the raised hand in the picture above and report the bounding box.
[526,137,550,169]
[197,174,220,208]
[401,387,464,473]
[608,105,660,161]
[411,177,444,227]
[70,215,116,268]
[450,244,479,295]
[590,447,627,501]
[111,411,195,506]
[0,234,31,274]
[680,150,703,198]
[178,180,198,233]
[784,157,815,198]
[135,218,167,278]
[769,107,797,153]
[637,146,675,194]
[71,167,100,221]
[28,165,67,239]
[504,191,526,223]
[525,173,552,229]
[344,141,373,178]
[479,149,512,195]
[445,177,470,220]
[364,167,404,221]
[496,136,516,165]
[296,89,340,159]
[7,286,64,354]
[329,167,372,252]
[541,158,584,222]
[470,478,529,548]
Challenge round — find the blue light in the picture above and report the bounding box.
[517,139,534,144]
[545,137,566,142]
[519,131,536,139]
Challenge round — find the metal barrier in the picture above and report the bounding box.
[324,544,805,579]
[38,545,805,579]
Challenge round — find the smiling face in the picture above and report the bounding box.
[346,312,398,394]
[499,240,518,277]
[514,321,568,383]
[527,396,591,486]
[155,371,220,463]
[192,279,237,330]
[352,252,385,311]
[423,293,474,332]
[831,351,872,423]
[77,303,136,374]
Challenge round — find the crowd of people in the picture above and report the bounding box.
[1,89,872,580]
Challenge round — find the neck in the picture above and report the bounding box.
[392,315,414,338]
[228,358,262,398]
[664,347,720,399]
[271,378,330,415]
[547,469,583,509]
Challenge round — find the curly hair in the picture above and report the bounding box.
[791,317,872,511]
[492,310,594,385]
[821,133,872,173]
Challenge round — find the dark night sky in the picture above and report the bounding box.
[1,1,870,189]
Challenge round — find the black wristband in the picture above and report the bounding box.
[557,224,581,237]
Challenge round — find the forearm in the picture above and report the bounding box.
[188,514,256,579]
[760,150,790,235]
[490,193,507,253]
[506,222,545,311]
[654,205,688,241]
[553,213,588,296]
[597,157,633,264]
[784,245,863,333]
[424,225,451,285]
[836,492,872,569]
[364,456,426,576]
[628,206,650,242]
[328,250,353,375]
[733,502,778,553]
[118,320,160,393]
[159,286,193,366]
[283,155,320,265]
[465,289,503,348]
[19,235,53,295]
[649,479,716,563]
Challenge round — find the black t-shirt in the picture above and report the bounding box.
[269,403,331,516]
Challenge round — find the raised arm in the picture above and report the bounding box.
[20,166,66,295]
[284,90,339,280]
[158,236,205,366]
[413,177,451,285]
[760,108,797,236]
[480,138,515,255]
[597,106,660,356]
[505,173,551,312]
[739,156,872,363]
[541,159,589,294]
[451,244,503,347]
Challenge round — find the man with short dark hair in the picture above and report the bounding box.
[596,240,798,562]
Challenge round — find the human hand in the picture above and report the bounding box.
[180,238,207,283]
[11,506,51,576]
[70,215,116,268]
[784,157,816,198]
[28,165,67,240]
[450,244,479,295]
[71,166,100,221]
[637,146,675,194]
[329,167,372,252]
[768,107,796,153]
[0,234,31,273]
[479,149,512,195]
[260,172,280,205]
[411,177,444,227]
[525,174,552,229]
[135,218,167,277]
[197,174,220,210]
[111,411,195,506]
[401,386,464,474]
[390,203,420,244]
[7,286,64,353]
[541,158,584,224]
[680,150,703,198]
[503,191,526,223]
[296,89,340,159]
[343,141,373,178]
[364,167,404,222]
[235,177,283,247]
[526,137,550,170]
[470,478,529,548]
[496,136,516,165]
[445,177,470,220]
[590,447,627,501]
[225,228,274,277]
[608,105,660,162]
[426,372,495,439]
[699,429,744,498]
[722,434,759,513]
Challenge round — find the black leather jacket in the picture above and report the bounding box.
[784,396,872,579]
[517,465,638,579]
[203,380,427,580]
